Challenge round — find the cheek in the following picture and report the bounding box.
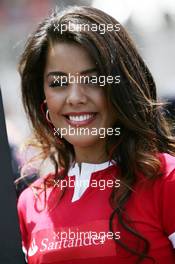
[108,108,117,126]
[45,91,64,113]
[103,101,117,126]
[93,89,108,109]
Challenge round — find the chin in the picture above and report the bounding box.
[64,135,102,148]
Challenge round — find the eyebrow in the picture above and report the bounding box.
[46,68,97,78]
[80,67,97,74]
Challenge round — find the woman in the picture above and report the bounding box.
[17,6,175,264]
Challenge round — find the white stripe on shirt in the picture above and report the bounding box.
[168,232,175,248]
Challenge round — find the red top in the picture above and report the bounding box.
[17,153,175,264]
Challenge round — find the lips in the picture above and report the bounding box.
[63,112,97,127]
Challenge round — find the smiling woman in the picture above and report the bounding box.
[44,41,117,158]
[17,5,175,264]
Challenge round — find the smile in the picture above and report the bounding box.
[63,112,97,126]
[69,114,94,121]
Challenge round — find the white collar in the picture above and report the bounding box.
[68,161,114,202]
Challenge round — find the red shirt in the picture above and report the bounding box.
[17,153,175,263]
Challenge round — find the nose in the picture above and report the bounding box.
[66,83,87,106]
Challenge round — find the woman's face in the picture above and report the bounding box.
[44,41,117,150]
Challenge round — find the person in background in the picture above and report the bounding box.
[165,98,175,134]
[5,119,38,197]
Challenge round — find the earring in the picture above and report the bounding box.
[40,99,53,125]
[40,100,62,145]
[46,109,52,123]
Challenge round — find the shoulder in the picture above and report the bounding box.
[154,153,175,196]
[144,153,175,189]
[159,152,175,178]
[155,153,175,239]
[135,153,175,200]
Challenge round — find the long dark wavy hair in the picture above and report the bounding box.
[18,6,175,263]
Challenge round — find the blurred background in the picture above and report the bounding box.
[0,0,175,155]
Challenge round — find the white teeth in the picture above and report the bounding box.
[69,114,94,122]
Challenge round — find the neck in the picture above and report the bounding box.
[74,141,109,164]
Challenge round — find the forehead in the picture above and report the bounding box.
[45,41,96,74]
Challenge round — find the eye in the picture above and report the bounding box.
[49,82,68,88]
[83,75,98,86]
[49,76,68,88]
